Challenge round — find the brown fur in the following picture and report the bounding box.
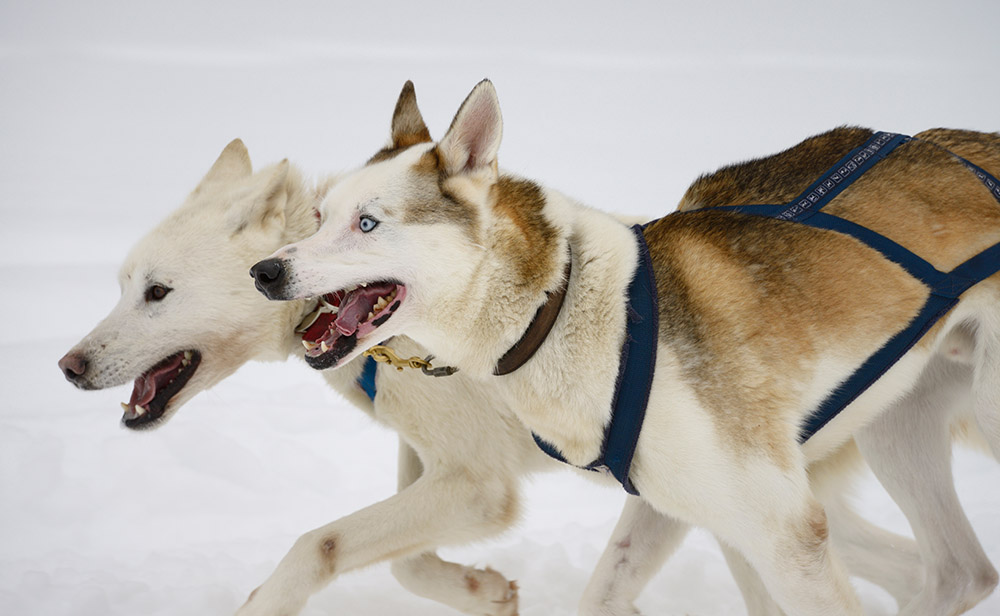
[915,128,1000,174]
[367,81,433,165]
[661,126,1000,463]
[677,127,875,211]
[489,176,560,290]
[402,148,481,236]
[822,139,1000,270]
[404,150,561,291]
[497,482,521,528]
[464,573,481,592]
[646,210,927,466]
[320,535,338,575]
[791,499,831,562]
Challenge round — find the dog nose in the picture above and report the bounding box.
[58,351,88,384]
[250,258,286,298]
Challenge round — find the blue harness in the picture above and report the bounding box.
[357,131,1000,496]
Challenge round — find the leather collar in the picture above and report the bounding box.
[493,250,572,376]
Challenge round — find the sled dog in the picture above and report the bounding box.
[58,122,944,616]
[252,80,1000,615]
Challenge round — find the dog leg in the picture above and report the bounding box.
[807,441,924,605]
[389,439,518,616]
[715,489,922,616]
[717,543,785,616]
[578,496,690,616]
[234,469,520,616]
[856,357,997,616]
[823,492,923,606]
[704,475,861,616]
[973,309,1000,460]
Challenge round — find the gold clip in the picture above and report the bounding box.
[363,344,458,377]
[364,345,432,371]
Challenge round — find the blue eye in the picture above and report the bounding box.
[359,215,379,233]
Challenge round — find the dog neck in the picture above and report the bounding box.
[485,195,640,465]
[493,251,572,375]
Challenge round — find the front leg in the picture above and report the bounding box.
[579,495,690,616]
[389,439,518,616]
[235,466,520,616]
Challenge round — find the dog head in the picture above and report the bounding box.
[250,80,555,373]
[58,140,317,429]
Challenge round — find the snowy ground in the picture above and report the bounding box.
[2,1,999,614]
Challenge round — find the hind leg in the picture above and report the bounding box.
[639,461,861,615]
[579,496,691,616]
[717,544,785,616]
[736,495,861,615]
[856,358,997,616]
[822,492,924,606]
[972,310,1000,460]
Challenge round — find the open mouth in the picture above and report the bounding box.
[297,281,406,370]
[121,350,202,429]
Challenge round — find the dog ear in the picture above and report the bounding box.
[201,139,252,186]
[391,80,432,149]
[436,79,502,177]
[227,160,290,233]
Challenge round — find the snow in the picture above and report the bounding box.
[2,1,999,614]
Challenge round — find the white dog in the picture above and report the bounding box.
[253,80,1000,615]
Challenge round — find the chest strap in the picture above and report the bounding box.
[533,224,658,495]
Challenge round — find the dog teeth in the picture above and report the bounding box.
[302,339,318,351]
[296,309,322,332]
[183,351,192,361]
[320,340,330,353]
[134,405,147,417]
[121,402,130,413]
[374,297,388,311]
[319,297,339,312]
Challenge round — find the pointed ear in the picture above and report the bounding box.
[436,80,503,177]
[391,80,432,149]
[227,159,290,233]
[201,138,252,186]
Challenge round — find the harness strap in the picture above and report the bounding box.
[777,132,912,221]
[358,355,378,402]
[532,225,658,495]
[962,159,1000,203]
[711,132,1000,441]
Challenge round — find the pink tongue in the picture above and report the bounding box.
[128,354,184,407]
[334,284,394,336]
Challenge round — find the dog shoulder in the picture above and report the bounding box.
[677,127,875,211]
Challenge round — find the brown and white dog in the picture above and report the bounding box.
[253,80,1000,615]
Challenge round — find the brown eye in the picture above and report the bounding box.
[145,284,171,302]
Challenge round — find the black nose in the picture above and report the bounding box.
[250,258,287,299]
[58,351,88,385]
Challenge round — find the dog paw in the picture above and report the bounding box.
[462,566,519,616]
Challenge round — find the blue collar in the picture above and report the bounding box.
[358,355,378,402]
